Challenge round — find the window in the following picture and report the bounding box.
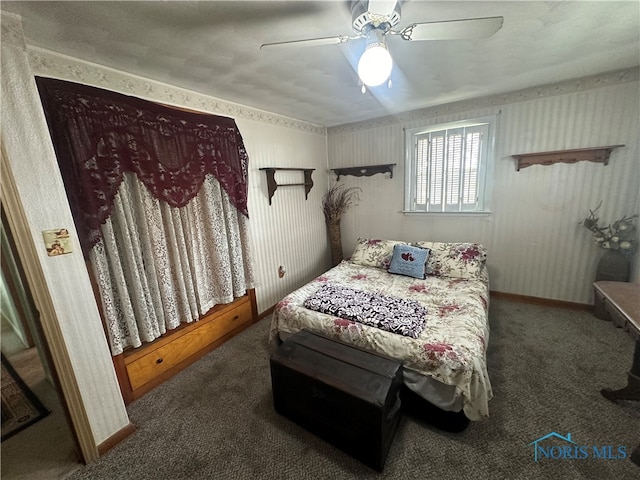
[404,116,496,214]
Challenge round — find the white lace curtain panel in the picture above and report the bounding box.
[90,172,255,355]
[35,77,256,356]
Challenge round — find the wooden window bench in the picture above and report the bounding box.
[112,290,258,404]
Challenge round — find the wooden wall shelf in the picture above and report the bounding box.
[512,145,624,171]
[332,163,396,180]
[259,167,315,205]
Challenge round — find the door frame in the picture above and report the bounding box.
[0,146,98,463]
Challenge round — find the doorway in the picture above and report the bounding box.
[1,205,82,479]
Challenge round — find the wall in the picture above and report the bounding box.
[1,13,128,454]
[240,121,330,311]
[2,15,330,450]
[26,48,331,313]
[328,68,639,304]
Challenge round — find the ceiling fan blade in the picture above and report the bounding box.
[399,16,504,41]
[366,0,397,16]
[260,35,354,50]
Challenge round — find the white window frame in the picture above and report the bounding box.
[403,115,497,215]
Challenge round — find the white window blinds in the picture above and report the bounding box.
[406,117,494,213]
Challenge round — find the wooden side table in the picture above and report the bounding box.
[593,281,640,466]
[593,281,640,400]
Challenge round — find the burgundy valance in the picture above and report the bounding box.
[36,77,249,255]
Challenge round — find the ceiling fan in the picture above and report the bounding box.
[260,1,503,90]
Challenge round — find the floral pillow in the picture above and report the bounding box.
[415,241,487,279]
[350,238,408,269]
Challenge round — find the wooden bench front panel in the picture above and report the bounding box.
[115,291,256,403]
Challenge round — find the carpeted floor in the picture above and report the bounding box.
[1,345,80,480]
[67,298,640,479]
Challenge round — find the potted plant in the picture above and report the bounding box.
[322,184,361,267]
[581,202,638,282]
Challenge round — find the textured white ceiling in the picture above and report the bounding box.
[3,1,639,127]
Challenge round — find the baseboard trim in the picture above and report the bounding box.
[258,305,275,321]
[97,422,136,456]
[490,291,592,311]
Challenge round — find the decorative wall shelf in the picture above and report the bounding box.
[259,167,315,205]
[512,145,624,171]
[331,163,396,180]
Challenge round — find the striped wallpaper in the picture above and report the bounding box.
[27,47,640,309]
[327,72,639,304]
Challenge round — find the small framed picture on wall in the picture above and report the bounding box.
[42,228,73,256]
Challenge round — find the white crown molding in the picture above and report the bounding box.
[26,46,327,136]
[1,11,27,50]
[328,67,640,135]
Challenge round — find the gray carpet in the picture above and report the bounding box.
[68,299,640,479]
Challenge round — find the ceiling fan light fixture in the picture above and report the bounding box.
[357,29,393,87]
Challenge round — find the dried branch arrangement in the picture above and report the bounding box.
[581,201,638,257]
[322,184,361,222]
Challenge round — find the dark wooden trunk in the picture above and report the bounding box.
[270,329,402,471]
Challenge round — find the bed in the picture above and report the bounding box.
[269,238,493,421]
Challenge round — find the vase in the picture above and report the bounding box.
[327,219,343,267]
[595,249,630,283]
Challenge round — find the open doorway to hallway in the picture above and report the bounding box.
[1,205,81,479]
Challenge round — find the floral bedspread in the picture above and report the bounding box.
[269,260,492,420]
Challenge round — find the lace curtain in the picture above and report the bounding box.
[90,173,254,354]
[35,77,249,255]
[36,78,255,355]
